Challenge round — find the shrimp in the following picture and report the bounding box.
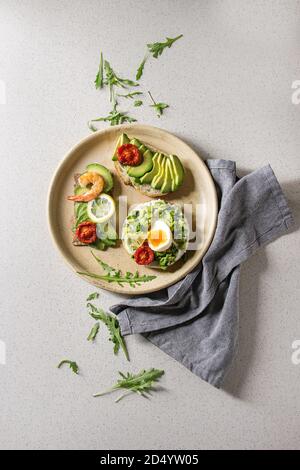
[67,172,104,202]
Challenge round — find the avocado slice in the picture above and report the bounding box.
[130,138,143,148]
[86,163,114,192]
[138,144,147,154]
[151,156,167,190]
[169,154,184,188]
[161,158,173,193]
[127,149,153,178]
[74,185,87,196]
[112,133,130,161]
[166,156,177,191]
[140,153,162,184]
[132,176,141,184]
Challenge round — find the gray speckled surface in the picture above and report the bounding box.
[0,0,299,450]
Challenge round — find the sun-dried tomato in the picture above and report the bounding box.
[134,242,155,265]
[76,221,97,244]
[117,144,142,166]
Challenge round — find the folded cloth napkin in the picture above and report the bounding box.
[110,160,294,387]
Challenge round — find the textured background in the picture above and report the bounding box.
[0,0,299,450]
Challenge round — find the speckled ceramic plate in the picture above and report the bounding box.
[47,124,217,295]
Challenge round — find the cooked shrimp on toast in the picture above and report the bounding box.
[67,171,104,202]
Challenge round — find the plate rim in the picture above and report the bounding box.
[47,123,218,295]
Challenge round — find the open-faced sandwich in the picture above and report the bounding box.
[67,163,117,250]
[112,133,185,197]
[122,200,189,269]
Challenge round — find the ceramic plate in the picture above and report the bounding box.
[47,124,218,295]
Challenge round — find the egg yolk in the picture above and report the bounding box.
[148,229,167,248]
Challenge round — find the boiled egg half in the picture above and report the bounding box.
[147,220,172,252]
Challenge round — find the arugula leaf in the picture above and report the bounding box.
[136,56,148,80]
[148,91,169,117]
[77,251,156,287]
[93,368,164,402]
[104,60,139,88]
[88,103,137,129]
[87,121,98,132]
[86,292,100,301]
[78,269,156,287]
[94,52,104,89]
[91,252,119,274]
[87,322,100,341]
[87,303,129,360]
[57,360,79,375]
[147,34,183,59]
[134,100,143,107]
[104,60,138,103]
[117,91,143,99]
[91,239,106,251]
[136,34,182,80]
[151,102,169,116]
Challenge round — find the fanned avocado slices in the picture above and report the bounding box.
[140,152,163,184]
[151,155,166,190]
[112,134,185,193]
[169,154,184,188]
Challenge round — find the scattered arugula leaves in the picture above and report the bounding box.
[86,292,100,301]
[88,104,137,130]
[93,368,164,403]
[104,60,138,103]
[136,34,182,79]
[91,37,182,127]
[148,91,169,117]
[136,55,148,80]
[87,322,100,341]
[87,303,129,360]
[77,251,156,287]
[117,91,143,99]
[57,360,79,375]
[147,34,183,59]
[94,52,104,89]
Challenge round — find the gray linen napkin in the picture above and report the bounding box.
[110,160,294,387]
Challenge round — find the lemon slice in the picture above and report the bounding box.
[87,194,115,224]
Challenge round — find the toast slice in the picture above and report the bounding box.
[113,133,185,197]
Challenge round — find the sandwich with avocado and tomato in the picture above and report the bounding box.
[122,200,189,269]
[112,133,185,197]
[67,163,117,250]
